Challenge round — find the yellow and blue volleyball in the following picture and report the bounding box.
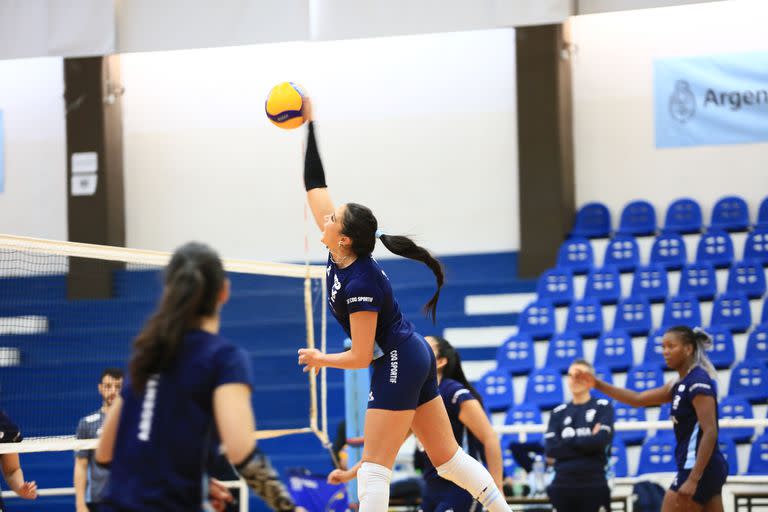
[265,82,306,129]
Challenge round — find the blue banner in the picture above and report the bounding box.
[654,52,768,148]
[0,110,4,193]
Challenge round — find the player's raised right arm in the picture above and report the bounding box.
[303,97,335,232]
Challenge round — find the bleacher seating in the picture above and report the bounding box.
[637,434,677,474]
[496,334,536,376]
[524,368,564,410]
[503,404,544,443]
[566,298,604,338]
[643,328,666,368]
[718,434,739,476]
[557,238,594,275]
[744,228,768,266]
[585,266,622,305]
[614,296,652,336]
[537,267,574,306]
[610,438,629,478]
[679,262,718,301]
[476,369,514,412]
[626,363,664,393]
[727,260,767,299]
[745,324,768,363]
[711,291,752,333]
[697,230,735,269]
[571,202,612,239]
[604,235,640,273]
[747,432,768,475]
[613,402,647,446]
[757,197,768,230]
[631,264,669,303]
[592,366,613,401]
[710,195,750,232]
[594,330,634,371]
[663,295,702,329]
[650,232,687,270]
[517,300,556,340]
[545,331,584,374]
[618,200,657,237]
[719,396,755,443]
[663,197,703,235]
[729,360,768,404]
[706,326,736,369]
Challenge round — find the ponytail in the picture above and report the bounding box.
[129,242,225,394]
[431,336,483,406]
[379,234,444,323]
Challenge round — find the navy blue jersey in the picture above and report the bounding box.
[670,366,722,471]
[544,397,614,487]
[105,329,252,511]
[326,254,414,356]
[421,379,481,484]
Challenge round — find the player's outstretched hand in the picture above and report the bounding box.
[16,481,37,499]
[327,468,355,485]
[572,368,596,389]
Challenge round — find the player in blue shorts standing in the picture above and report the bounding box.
[574,326,727,512]
[327,336,504,511]
[95,242,300,511]
[297,98,510,512]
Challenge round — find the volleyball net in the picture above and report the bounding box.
[0,234,329,455]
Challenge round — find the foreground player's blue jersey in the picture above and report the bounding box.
[104,329,252,511]
[326,254,414,356]
[671,366,722,470]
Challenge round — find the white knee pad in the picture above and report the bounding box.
[437,448,509,512]
[357,461,392,512]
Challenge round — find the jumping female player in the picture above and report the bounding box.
[574,326,727,512]
[327,335,504,511]
[545,359,614,512]
[95,242,300,511]
[297,98,510,512]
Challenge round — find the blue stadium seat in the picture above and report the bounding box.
[679,262,718,301]
[584,266,622,305]
[613,402,647,445]
[626,363,664,393]
[537,267,574,307]
[711,292,752,333]
[746,324,768,364]
[710,195,750,232]
[696,230,735,269]
[604,235,641,273]
[614,296,652,336]
[475,370,514,412]
[631,264,669,303]
[500,435,519,476]
[662,295,702,329]
[744,228,768,267]
[571,202,612,239]
[524,368,564,410]
[650,233,688,270]
[729,360,768,404]
[658,403,671,421]
[637,435,677,474]
[504,404,544,443]
[719,396,755,444]
[545,332,584,374]
[643,328,666,368]
[757,197,768,230]
[592,366,613,401]
[594,330,634,372]
[496,334,535,376]
[618,200,657,237]
[747,432,768,475]
[566,298,604,339]
[663,198,703,235]
[517,300,556,340]
[557,238,594,275]
[706,326,736,369]
[727,260,767,299]
[718,434,739,475]
[610,438,629,478]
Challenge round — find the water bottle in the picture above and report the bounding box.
[532,455,546,496]
[606,456,616,490]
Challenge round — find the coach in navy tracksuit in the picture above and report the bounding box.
[545,360,614,512]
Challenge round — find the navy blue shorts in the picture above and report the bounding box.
[368,333,439,411]
[421,487,476,512]
[670,456,727,505]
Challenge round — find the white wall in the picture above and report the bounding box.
[571,1,768,223]
[121,29,520,261]
[0,57,67,240]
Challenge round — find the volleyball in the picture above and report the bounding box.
[265,82,306,129]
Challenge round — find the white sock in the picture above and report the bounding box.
[437,448,510,512]
[357,461,392,512]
